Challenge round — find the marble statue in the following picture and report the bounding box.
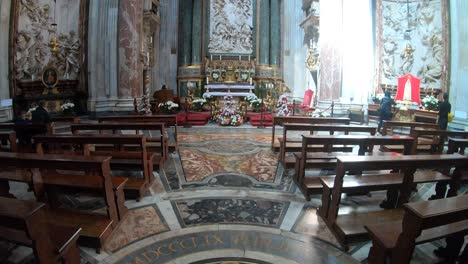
[57,31,81,79]
[419,33,443,84]
[400,44,415,75]
[382,37,397,78]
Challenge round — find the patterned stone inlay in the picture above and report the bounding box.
[174,198,288,228]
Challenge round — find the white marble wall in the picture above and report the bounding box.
[0,0,13,121]
[155,0,179,94]
[282,0,313,99]
[449,0,468,127]
[87,0,123,113]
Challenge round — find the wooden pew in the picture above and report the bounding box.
[318,154,467,248]
[294,135,414,200]
[279,123,377,165]
[0,131,17,152]
[0,197,82,264]
[70,123,167,167]
[0,123,53,152]
[271,116,351,150]
[34,134,153,202]
[448,138,468,155]
[380,121,439,153]
[50,116,80,134]
[409,128,468,154]
[0,152,121,252]
[365,195,468,264]
[97,115,178,151]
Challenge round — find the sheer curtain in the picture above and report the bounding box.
[341,0,374,104]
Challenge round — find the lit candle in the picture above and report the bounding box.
[150,36,153,44]
[249,77,252,85]
[206,76,209,84]
[210,55,213,61]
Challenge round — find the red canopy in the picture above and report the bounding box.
[395,74,421,105]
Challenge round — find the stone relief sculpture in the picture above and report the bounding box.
[14,0,81,81]
[380,0,444,87]
[208,0,253,54]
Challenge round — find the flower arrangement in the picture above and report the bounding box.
[245,94,258,103]
[190,98,207,111]
[276,95,290,116]
[421,95,438,111]
[158,101,179,113]
[203,94,213,102]
[217,95,243,126]
[311,109,330,118]
[60,102,75,116]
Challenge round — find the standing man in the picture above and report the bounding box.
[437,93,451,130]
[377,91,394,133]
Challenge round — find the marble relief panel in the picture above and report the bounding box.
[118,0,143,97]
[208,0,253,54]
[378,0,447,89]
[14,0,81,81]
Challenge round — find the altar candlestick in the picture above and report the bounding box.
[219,55,222,61]
[239,55,241,61]
[249,77,252,85]
[210,55,213,61]
[206,76,209,84]
[248,55,251,62]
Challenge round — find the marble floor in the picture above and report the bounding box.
[1,124,465,264]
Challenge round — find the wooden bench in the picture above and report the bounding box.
[71,123,168,167]
[97,115,178,151]
[318,154,467,248]
[448,138,468,155]
[365,195,468,264]
[0,152,121,252]
[409,128,468,154]
[0,123,53,152]
[271,116,351,150]
[279,123,377,165]
[0,197,82,263]
[380,121,439,153]
[34,134,153,202]
[294,135,414,200]
[0,131,17,152]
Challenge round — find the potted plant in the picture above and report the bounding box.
[60,101,75,116]
[158,101,179,114]
[421,95,439,111]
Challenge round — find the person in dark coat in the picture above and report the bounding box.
[31,101,50,124]
[437,93,451,130]
[377,91,394,133]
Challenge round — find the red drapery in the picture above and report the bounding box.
[395,74,421,105]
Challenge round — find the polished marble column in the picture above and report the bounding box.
[270,0,280,66]
[118,0,144,99]
[181,0,193,65]
[0,0,12,121]
[191,0,202,65]
[259,0,270,65]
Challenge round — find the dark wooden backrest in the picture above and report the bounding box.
[410,128,468,154]
[50,116,80,124]
[34,134,150,183]
[393,195,468,262]
[283,123,376,139]
[327,154,468,223]
[71,123,166,140]
[0,152,118,225]
[0,131,17,152]
[381,121,438,136]
[0,197,56,262]
[0,123,54,135]
[448,138,468,155]
[97,115,177,142]
[301,135,414,156]
[271,116,351,146]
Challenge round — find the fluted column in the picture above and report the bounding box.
[181,0,193,65]
[259,0,270,65]
[191,0,202,64]
[269,0,280,66]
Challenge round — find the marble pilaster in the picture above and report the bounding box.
[259,0,270,65]
[118,0,144,98]
[191,0,202,65]
[0,0,13,121]
[449,0,468,128]
[269,0,281,66]
[181,0,193,65]
[318,0,343,100]
[87,0,122,113]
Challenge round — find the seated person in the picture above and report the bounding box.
[31,101,50,124]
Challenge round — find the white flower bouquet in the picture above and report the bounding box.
[422,95,438,111]
[190,98,207,111]
[158,101,179,113]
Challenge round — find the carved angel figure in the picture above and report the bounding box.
[57,31,80,79]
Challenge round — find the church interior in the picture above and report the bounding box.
[0,0,467,263]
